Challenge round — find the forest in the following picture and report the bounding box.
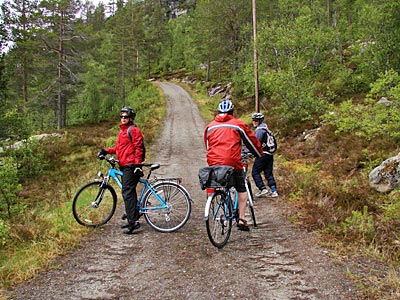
[1,0,400,135]
[1,0,400,298]
[1,0,399,136]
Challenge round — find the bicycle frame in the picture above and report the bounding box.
[99,162,171,213]
[204,187,238,221]
[204,159,254,224]
[242,161,255,208]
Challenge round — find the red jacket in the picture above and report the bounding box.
[204,113,263,170]
[105,123,144,167]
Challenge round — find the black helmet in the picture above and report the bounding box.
[120,106,135,119]
[218,99,234,113]
[251,112,264,121]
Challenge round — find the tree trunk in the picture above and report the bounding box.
[130,3,138,85]
[206,57,211,82]
[327,0,332,26]
[57,10,65,130]
[121,41,125,105]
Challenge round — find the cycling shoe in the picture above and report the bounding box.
[123,222,140,234]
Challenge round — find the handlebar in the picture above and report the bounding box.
[98,154,160,170]
[98,154,119,166]
[241,151,254,160]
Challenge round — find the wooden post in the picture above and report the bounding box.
[252,0,260,113]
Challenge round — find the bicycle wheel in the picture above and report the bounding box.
[246,179,257,227]
[205,190,233,248]
[72,181,117,227]
[143,181,191,233]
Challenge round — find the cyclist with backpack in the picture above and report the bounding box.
[98,106,145,234]
[204,99,263,231]
[251,112,279,198]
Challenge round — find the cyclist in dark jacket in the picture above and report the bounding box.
[98,106,144,234]
[251,112,278,198]
[204,99,263,231]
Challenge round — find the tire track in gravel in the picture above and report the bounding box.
[4,81,358,300]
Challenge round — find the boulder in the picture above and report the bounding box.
[369,153,400,193]
[377,97,393,106]
[0,133,62,153]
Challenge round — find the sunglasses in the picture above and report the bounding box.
[120,115,130,119]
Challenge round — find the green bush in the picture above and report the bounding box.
[8,139,46,179]
[0,218,10,246]
[367,69,400,100]
[322,98,400,142]
[341,206,376,243]
[262,70,329,123]
[1,109,32,140]
[0,157,22,219]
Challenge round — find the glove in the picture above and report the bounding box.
[133,166,144,177]
[98,148,107,159]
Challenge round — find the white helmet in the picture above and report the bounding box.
[251,112,264,121]
[218,99,234,113]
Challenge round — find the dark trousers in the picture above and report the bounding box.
[121,165,141,224]
[251,154,276,190]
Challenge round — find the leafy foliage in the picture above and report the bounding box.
[1,0,400,137]
[367,69,400,100]
[342,206,376,243]
[9,139,46,179]
[0,157,22,219]
[323,69,400,141]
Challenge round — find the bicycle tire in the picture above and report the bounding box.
[205,190,233,248]
[246,179,257,227]
[72,181,117,228]
[143,181,191,233]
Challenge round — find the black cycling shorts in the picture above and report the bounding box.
[231,170,246,193]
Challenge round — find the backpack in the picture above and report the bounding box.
[127,125,146,162]
[259,127,277,155]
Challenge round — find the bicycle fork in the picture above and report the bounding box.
[91,179,109,208]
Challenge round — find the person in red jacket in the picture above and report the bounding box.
[204,99,263,231]
[98,106,144,234]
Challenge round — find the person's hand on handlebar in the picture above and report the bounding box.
[97,148,107,160]
[242,151,254,159]
[241,150,254,160]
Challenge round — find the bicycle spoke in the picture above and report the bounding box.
[143,182,191,232]
[206,191,232,248]
[72,182,117,227]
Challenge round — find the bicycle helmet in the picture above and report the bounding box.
[120,106,135,119]
[218,99,234,113]
[251,112,264,121]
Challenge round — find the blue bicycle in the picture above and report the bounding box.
[72,155,192,233]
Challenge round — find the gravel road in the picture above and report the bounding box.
[5,82,358,300]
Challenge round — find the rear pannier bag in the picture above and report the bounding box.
[198,165,234,190]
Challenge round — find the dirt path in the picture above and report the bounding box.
[6,82,357,300]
